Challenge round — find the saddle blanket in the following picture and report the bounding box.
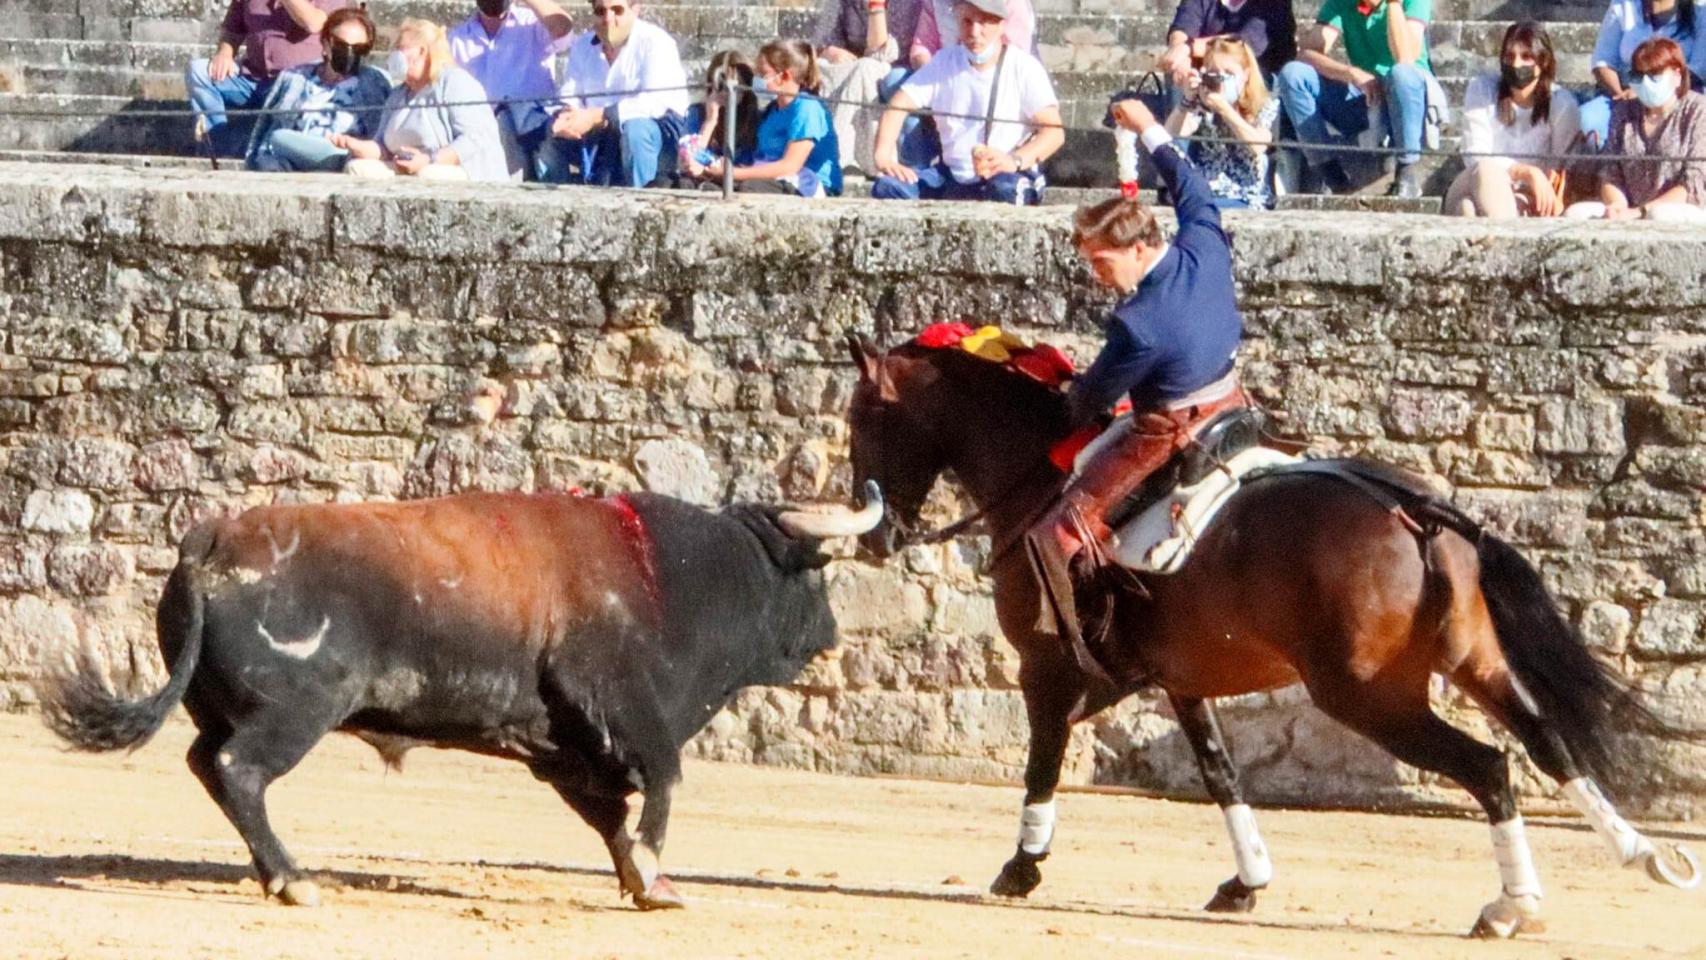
[1109,446,1301,574]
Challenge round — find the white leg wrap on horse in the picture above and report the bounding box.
[1017,799,1056,856]
[1562,777,1653,866]
[1490,817,1543,898]
[1221,804,1273,889]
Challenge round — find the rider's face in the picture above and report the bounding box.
[1080,241,1152,294]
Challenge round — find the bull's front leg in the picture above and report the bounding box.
[625,761,684,910]
[992,654,1092,898]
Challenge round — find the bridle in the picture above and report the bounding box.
[882,452,1064,559]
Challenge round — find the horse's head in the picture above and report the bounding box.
[845,332,1071,559]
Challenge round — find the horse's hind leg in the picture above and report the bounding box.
[1305,666,1544,939]
[1452,656,1703,890]
[1170,694,1272,913]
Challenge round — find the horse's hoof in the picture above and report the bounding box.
[279,879,322,907]
[1642,844,1702,890]
[989,852,1043,898]
[1204,876,1259,913]
[1469,894,1543,939]
[634,875,685,911]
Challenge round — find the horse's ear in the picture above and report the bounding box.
[846,331,882,383]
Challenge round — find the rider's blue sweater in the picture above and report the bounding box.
[1066,129,1244,428]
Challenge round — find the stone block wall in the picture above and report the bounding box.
[1,162,1702,815]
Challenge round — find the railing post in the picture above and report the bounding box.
[722,78,737,200]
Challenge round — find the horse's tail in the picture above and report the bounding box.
[39,549,208,753]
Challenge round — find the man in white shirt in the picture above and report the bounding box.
[449,0,574,181]
[538,0,691,187]
[871,0,1063,203]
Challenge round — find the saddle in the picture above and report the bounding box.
[1075,408,1301,574]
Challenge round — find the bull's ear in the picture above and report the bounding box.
[846,331,881,383]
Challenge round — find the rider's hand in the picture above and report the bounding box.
[1110,98,1157,133]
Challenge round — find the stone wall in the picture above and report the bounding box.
[1,162,1702,816]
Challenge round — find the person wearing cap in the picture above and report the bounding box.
[537,0,692,187]
[1025,94,1248,659]
[909,0,1037,65]
[187,0,349,157]
[449,0,575,181]
[870,0,1063,203]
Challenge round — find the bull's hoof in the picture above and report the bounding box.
[990,850,1044,898]
[634,876,685,911]
[1204,876,1259,913]
[1468,894,1544,939]
[279,879,322,907]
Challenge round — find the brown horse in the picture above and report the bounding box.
[844,334,1700,938]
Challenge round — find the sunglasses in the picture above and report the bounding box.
[1630,69,1674,82]
[591,3,627,15]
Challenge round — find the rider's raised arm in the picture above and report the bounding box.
[1139,125,1225,242]
[1066,320,1156,428]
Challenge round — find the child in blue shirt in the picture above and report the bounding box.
[701,39,842,196]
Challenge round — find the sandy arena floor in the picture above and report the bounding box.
[1,713,1701,959]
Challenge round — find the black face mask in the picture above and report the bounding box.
[477,0,511,17]
[1500,62,1538,88]
[328,38,366,76]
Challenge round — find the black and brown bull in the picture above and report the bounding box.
[40,484,883,910]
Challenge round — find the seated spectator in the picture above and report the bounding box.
[1582,0,1706,148]
[1160,0,1298,84]
[1446,22,1580,218]
[871,0,1063,203]
[187,0,347,157]
[244,7,390,173]
[336,19,509,181]
[449,0,575,181]
[1566,37,1706,221]
[910,0,1036,64]
[681,51,761,172]
[814,0,927,174]
[537,0,691,187]
[1165,37,1281,209]
[692,40,843,196]
[1276,0,1440,198]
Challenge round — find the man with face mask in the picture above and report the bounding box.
[187,0,349,157]
[869,0,1063,202]
[449,0,575,181]
[243,6,392,172]
[537,0,691,187]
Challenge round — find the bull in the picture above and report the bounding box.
[39,483,883,910]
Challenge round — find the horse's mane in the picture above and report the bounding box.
[888,339,1073,436]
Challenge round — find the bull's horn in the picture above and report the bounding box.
[777,482,884,539]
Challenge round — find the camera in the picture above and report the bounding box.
[1199,69,1226,93]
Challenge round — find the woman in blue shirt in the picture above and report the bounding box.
[701,39,842,196]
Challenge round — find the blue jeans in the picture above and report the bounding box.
[186,58,268,157]
[870,162,1042,204]
[1276,60,1428,167]
[260,129,349,171]
[536,111,684,187]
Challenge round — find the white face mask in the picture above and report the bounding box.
[964,41,999,65]
[387,49,412,81]
[1218,70,1245,106]
[1634,70,1679,108]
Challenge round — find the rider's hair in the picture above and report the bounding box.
[1072,197,1163,250]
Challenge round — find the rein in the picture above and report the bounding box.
[889,454,1063,556]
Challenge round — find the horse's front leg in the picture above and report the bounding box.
[990,650,1093,898]
[1170,693,1274,913]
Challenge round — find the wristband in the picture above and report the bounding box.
[868,1,886,9]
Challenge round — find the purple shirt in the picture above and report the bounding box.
[220,0,347,80]
[812,0,927,64]
[1168,0,1296,76]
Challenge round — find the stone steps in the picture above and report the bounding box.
[0,93,198,154]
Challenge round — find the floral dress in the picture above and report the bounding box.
[1186,95,1282,209]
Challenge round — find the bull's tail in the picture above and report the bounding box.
[39,560,206,753]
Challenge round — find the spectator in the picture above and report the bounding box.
[336,19,508,181]
[681,51,762,174]
[245,7,390,172]
[814,0,927,174]
[449,0,575,181]
[692,40,843,196]
[1567,37,1706,221]
[1446,22,1580,218]
[1275,0,1441,198]
[871,0,1063,203]
[910,0,1036,64]
[1160,0,1298,83]
[1582,0,1705,147]
[187,0,348,157]
[537,0,691,187]
[1165,37,1282,209]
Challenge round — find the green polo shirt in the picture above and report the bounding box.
[1318,0,1432,76]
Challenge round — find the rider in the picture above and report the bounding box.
[1027,96,1248,676]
